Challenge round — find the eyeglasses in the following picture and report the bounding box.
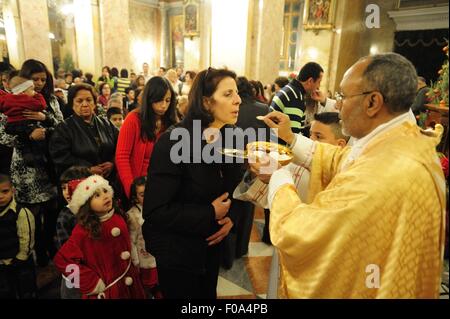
[334,91,375,103]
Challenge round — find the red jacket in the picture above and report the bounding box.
[0,93,46,123]
[53,213,146,299]
[116,111,163,198]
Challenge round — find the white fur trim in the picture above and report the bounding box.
[120,251,131,260]
[111,227,121,237]
[124,277,133,286]
[67,175,114,215]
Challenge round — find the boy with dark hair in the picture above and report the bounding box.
[124,87,137,112]
[106,107,124,129]
[0,174,36,299]
[55,166,92,299]
[310,112,350,147]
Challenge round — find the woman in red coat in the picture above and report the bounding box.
[53,175,146,299]
[115,77,177,199]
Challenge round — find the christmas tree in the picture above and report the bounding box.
[427,42,449,107]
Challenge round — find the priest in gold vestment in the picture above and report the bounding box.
[261,53,446,298]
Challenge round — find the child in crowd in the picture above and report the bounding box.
[107,107,124,130]
[0,174,36,299]
[55,166,92,299]
[53,175,146,299]
[0,76,48,167]
[127,176,161,298]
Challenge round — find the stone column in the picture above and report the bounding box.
[248,0,285,84]
[159,2,170,69]
[73,0,98,75]
[329,0,366,92]
[99,0,131,69]
[2,0,25,69]
[17,0,53,73]
[198,0,211,70]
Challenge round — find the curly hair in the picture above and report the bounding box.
[76,197,125,240]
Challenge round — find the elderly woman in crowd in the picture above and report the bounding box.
[49,84,119,187]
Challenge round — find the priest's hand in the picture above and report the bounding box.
[248,153,281,184]
[263,111,295,145]
[212,192,231,220]
[206,217,233,246]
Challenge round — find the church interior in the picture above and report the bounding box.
[0,0,448,300]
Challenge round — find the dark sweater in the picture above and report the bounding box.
[142,124,245,274]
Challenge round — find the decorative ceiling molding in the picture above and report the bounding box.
[388,5,449,31]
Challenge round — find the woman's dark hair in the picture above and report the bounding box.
[85,72,93,81]
[136,75,145,86]
[59,166,91,184]
[274,76,289,89]
[183,67,237,129]
[67,84,97,110]
[237,76,255,99]
[19,59,54,105]
[99,82,111,96]
[102,66,111,74]
[250,80,265,97]
[140,76,177,141]
[120,69,129,78]
[130,176,146,205]
[71,69,83,78]
[77,197,125,240]
[110,67,119,77]
[185,70,197,81]
[134,88,142,103]
[5,70,19,83]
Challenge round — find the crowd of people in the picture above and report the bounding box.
[0,52,447,299]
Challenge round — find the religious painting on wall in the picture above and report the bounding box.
[303,0,335,30]
[183,0,199,37]
[170,15,184,67]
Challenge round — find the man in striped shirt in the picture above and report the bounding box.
[270,62,336,136]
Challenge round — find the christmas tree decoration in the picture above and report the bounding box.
[428,42,449,107]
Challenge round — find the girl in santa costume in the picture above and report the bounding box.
[53,175,146,299]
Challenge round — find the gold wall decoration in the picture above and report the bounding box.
[183,0,200,37]
[303,0,336,31]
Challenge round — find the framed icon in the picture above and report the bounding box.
[183,0,200,37]
[303,0,336,30]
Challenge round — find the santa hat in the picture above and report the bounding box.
[68,175,114,215]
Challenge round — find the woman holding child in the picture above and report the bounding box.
[0,59,64,266]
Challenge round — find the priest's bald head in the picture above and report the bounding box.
[336,53,417,139]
